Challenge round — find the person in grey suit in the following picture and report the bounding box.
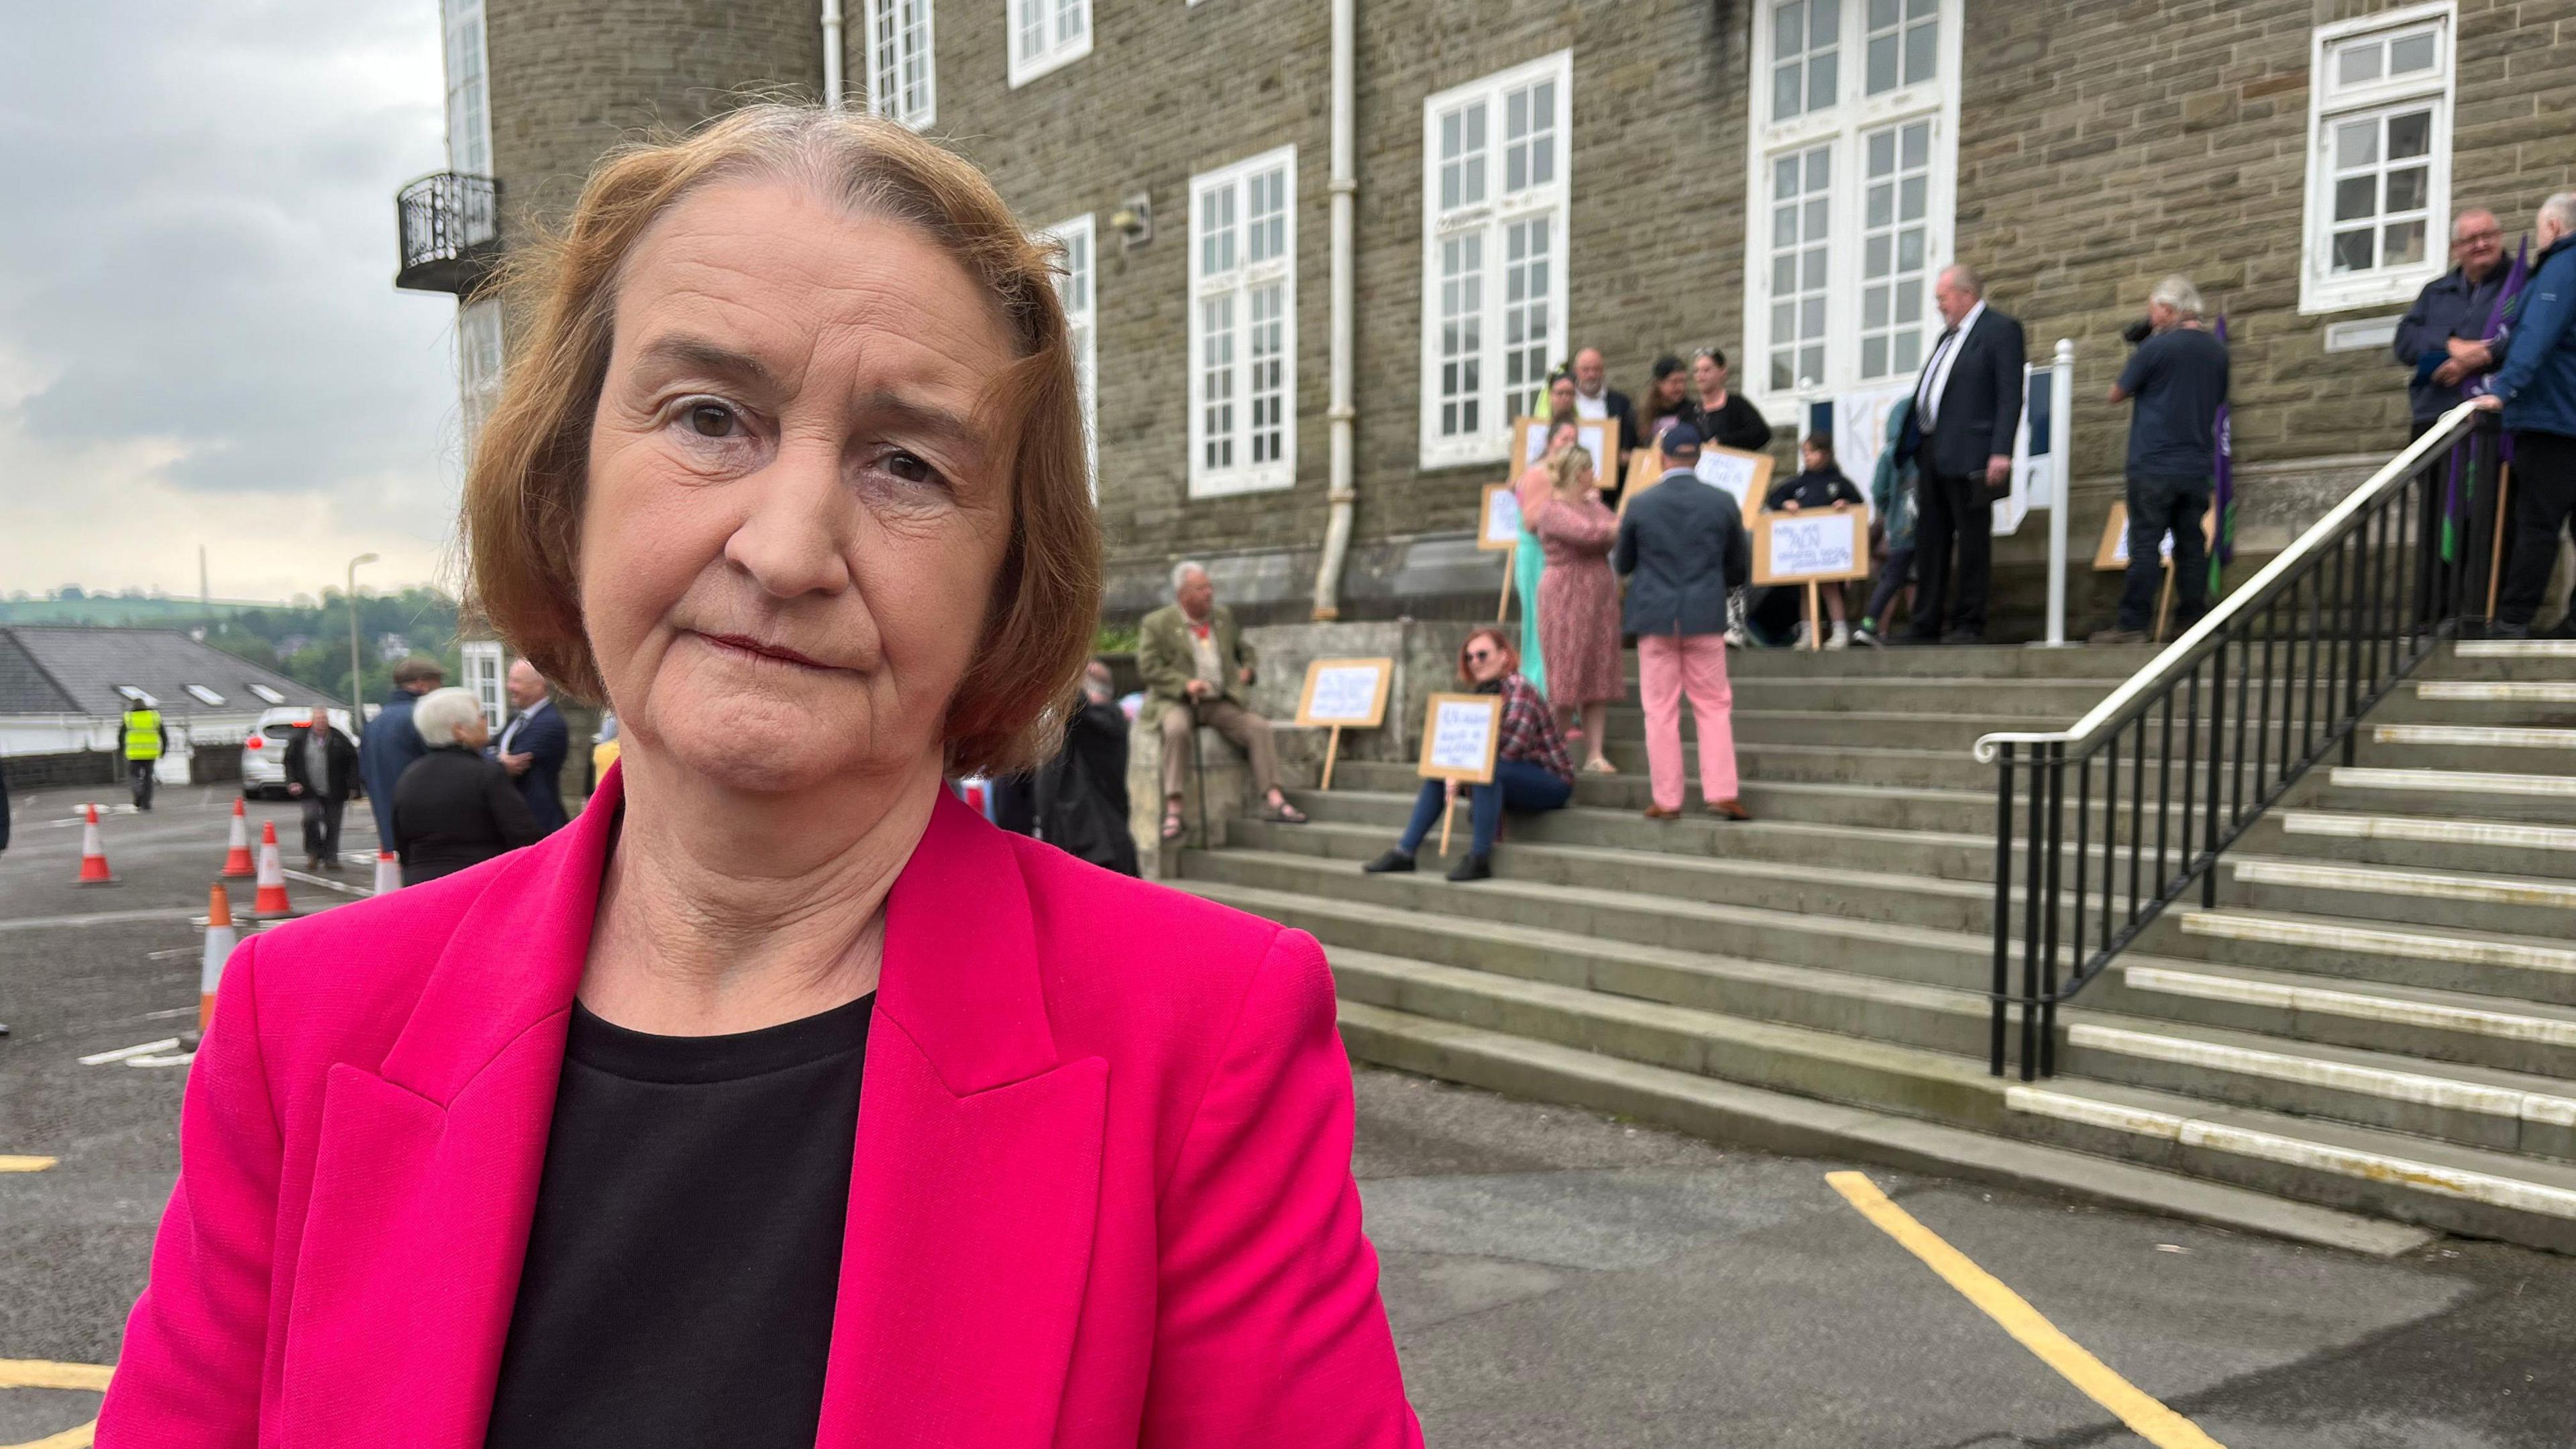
[1902,264,2027,643]
[1615,424,1754,822]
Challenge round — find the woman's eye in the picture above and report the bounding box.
[884,450,938,486]
[683,401,739,437]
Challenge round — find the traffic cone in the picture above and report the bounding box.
[250,820,294,918]
[218,798,256,878]
[201,883,237,1034]
[74,803,117,885]
[372,851,401,896]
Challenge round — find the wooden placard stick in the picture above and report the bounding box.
[1438,786,1456,856]
[2486,463,2515,622]
[1321,724,1343,792]
[1806,580,1823,651]
[1497,557,1514,621]
[2153,561,2177,643]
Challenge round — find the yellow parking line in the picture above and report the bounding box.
[1827,1171,2227,1449]
[0,1357,113,1449]
[0,1157,58,1173]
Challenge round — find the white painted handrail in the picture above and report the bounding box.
[1973,398,2487,764]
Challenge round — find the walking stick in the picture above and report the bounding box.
[2485,462,2516,623]
[2153,558,2178,643]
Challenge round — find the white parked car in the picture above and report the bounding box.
[239,706,360,800]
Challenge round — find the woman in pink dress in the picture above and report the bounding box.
[1530,443,1623,773]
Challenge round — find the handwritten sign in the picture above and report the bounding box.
[1417,692,1501,784]
[1692,445,1776,512]
[1296,657,1393,729]
[2096,500,2219,572]
[1510,417,1617,491]
[1754,506,1870,584]
[1479,482,1523,551]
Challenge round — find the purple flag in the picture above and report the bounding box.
[2466,237,2530,400]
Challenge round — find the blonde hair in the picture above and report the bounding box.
[1546,444,1595,502]
[462,103,1100,776]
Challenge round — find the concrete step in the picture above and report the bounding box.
[2158,908,2576,1008]
[2225,857,2576,936]
[1609,740,1997,792]
[1701,643,2157,680]
[2261,808,2576,881]
[1621,676,2126,717]
[2414,679,2576,708]
[2002,1077,2576,1251]
[2319,765,2576,822]
[2058,1018,2576,1162]
[2112,961,2576,1081]
[1311,762,2001,833]
[1334,1000,2428,1255]
[2367,723,2576,776]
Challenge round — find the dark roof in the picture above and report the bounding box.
[0,625,335,717]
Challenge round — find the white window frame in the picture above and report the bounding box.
[1040,213,1098,498]
[1417,50,1573,470]
[458,297,505,449]
[460,640,506,731]
[1741,0,1962,424]
[2298,1,2455,315]
[1006,0,1090,88]
[442,0,492,176]
[865,0,937,129]
[1188,146,1297,498]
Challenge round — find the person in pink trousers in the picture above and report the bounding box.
[96,105,1419,1449]
[1613,424,1754,821]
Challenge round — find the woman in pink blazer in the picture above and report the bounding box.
[99,105,1419,1448]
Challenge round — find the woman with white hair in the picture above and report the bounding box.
[389,684,542,884]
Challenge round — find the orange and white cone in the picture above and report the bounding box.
[74,803,117,885]
[250,820,294,918]
[201,883,237,1034]
[218,797,256,878]
[372,851,401,896]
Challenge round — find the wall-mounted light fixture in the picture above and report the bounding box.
[1109,191,1152,250]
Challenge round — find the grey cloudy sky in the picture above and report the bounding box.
[0,0,463,601]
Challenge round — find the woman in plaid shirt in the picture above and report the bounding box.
[1362,627,1574,882]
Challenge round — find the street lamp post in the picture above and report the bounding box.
[346,553,379,730]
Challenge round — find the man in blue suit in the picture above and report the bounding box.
[493,659,571,835]
[358,656,445,847]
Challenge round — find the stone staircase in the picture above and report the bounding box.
[1173,637,2576,1253]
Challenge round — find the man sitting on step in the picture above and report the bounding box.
[1138,561,1307,842]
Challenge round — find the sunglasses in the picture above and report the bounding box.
[1464,648,1499,663]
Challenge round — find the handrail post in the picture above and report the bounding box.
[2038,743,2064,1078]
[2019,743,2047,1082]
[2203,637,2226,908]
[2044,339,2076,645]
[1990,743,2015,1077]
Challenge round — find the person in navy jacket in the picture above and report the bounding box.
[2473,192,2576,638]
[492,658,572,835]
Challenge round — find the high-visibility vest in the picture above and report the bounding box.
[123,708,162,760]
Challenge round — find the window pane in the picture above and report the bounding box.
[1810,53,1837,109]
[2384,219,2426,266]
[1892,328,1921,372]
[1799,345,1824,386]
[2338,40,2383,87]
[2385,164,2427,214]
[1804,196,1828,236]
[1902,119,1929,168]
[1896,278,1921,318]
[1896,227,1924,272]
[1811,0,1837,46]
[1866,35,1896,94]
[2390,32,2435,74]
[1862,286,1889,329]
[1899,174,1926,220]
[1776,1,1804,59]
[1864,232,1892,276]
[2336,119,2377,169]
[1771,352,1795,392]
[1775,63,1802,119]
[1772,254,1796,292]
[2334,174,2377,223]
[1774,155,1801,200]
[1868,0,1896,26]
[2387,109,2430,159]
[1807,148,1830,188]
[1907,0,1931,15]
[1803,246,1827,290]
[1866,180,1893,228]
[1774,206,1798,248]
[1862,335,1888,378]
[1867,128,1896,173]
[2332,227,2375,273]
[1902,19,1935,85]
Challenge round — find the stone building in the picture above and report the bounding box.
[395,0,2576,633]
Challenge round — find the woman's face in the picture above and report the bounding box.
[1693,355,1725,395]
[1655,372,1687,407]
[1548,377,1576,416]
[1462,636,1511,684]
[1545,422,1578,458]
[580,177,1019,795]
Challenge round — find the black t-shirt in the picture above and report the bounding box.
[2117,326,2230,478]
[483,993,875,1449]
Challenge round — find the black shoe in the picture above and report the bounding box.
[2489,621,2532,639]
[1362,849,1417,874]
[1445,853,1493,883]
[1941,629,1985,645]
[2544,617,2576,641]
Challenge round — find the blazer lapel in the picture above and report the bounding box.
[816,790,1109,1449]
[278,773,620,1449]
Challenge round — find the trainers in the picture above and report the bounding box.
[1361,849,1416,874]
[1725,626,1752,649]
[1826,622,1851,649]
[1445,853,1493,883]
[1851,623,1884,649]
[2090,627,2148,645]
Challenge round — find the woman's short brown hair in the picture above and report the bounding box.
[1456,626,1519,686]
[464,103,1100,777]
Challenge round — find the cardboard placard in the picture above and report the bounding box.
[1509,416,1618,493]
[1753,505,1872,585]
[1693,445,1776,513]
[1619,446,1668,519]
[1295,657,1393,729]
[1417,692,1502,784]
[1479,482,1524,551]
[2096,499,2220,571]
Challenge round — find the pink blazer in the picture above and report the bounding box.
[99,771,1421,1447]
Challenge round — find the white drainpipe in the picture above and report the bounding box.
[1309,0,1358,621]
[822,0,846,109]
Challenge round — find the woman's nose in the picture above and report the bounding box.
[724,440,855,598]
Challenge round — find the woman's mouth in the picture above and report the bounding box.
[697,632,838,670]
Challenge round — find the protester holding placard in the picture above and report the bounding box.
[1531,445,1623,770]
[1764,433,1867,649]
[1616,425,1754,822]
[1511,415,1579,694]
[1686,348,1775,454]
[1362,627,1572,882]
[1639,354,1693,442]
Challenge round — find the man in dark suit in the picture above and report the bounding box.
[1572,346,1639,492]
[1902,264,2027,643]
[492,659,571,835]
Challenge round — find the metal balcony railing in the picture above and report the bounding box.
[1973,400,2508,1079]
[394,172,500,296]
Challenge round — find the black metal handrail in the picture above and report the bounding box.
[395,172,500,295]
[1974,400,2506,1079]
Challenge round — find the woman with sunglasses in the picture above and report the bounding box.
[1361,627,1573,882]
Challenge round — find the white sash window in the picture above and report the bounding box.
[2300,3,2453,313]
[1189,148,1297,497]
